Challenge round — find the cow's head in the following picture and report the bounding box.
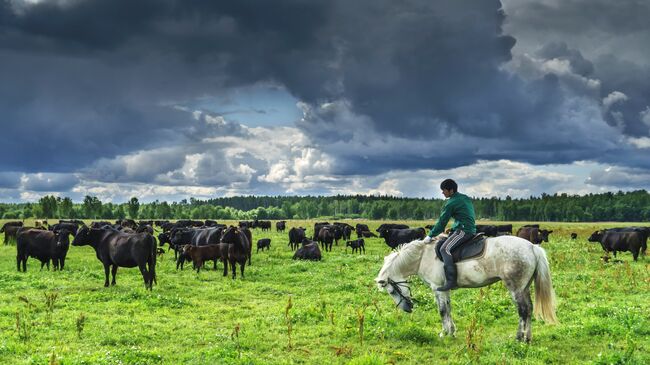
[171,229,191,246]
[588,230,603,242]
[53,229,72,248]
[71,226,91,246]
[540,230,553,242]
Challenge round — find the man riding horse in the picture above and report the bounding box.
[423,179,476,291]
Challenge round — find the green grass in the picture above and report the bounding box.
[1,220,649,364]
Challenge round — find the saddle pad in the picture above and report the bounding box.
[435,233,487,263]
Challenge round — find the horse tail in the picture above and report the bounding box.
[532,245,557,324]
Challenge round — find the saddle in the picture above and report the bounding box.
[435,233,487,263]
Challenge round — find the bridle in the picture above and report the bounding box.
[384,277,412,309]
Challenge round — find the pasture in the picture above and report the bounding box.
[0,220,648,364]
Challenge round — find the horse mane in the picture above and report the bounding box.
[389,239,428,273]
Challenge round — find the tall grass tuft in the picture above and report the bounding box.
[285,295,293,350]
[75,313,86,339]
[16,296,34,342]
[44,291,58,325]
[231,323,241,358]
[465,288,486,362]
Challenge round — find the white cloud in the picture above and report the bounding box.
[628,137,650,149]
[640,107,650,128]
[603,91,628,111]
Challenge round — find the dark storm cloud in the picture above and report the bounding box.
[502,0,650,137]
[0,0,647,186]
[0,172,21,189]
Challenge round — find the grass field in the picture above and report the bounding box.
[0,220,648,364]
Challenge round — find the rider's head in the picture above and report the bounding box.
[440,179,457,198]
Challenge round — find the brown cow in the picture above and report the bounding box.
[183,244,223,273]
[516,227,553,245]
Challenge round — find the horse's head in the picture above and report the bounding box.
[375,251,413,313]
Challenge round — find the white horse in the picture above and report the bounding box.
[375,235,557,342]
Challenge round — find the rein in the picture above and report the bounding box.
[387,278,412,308]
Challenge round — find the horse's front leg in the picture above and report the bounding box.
[434,291,456,337]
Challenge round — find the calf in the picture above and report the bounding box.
[570,233,578,240]
[16,229,71,271]
[257,238,271,252]
[183,244,223,273]
[345,239,365,254]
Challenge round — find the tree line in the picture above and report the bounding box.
[0,190,648,222]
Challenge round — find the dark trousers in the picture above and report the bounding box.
[440,230,472,263]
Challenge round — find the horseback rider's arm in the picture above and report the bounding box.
[428,199,456,237]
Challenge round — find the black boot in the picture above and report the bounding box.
[437,255,458,291]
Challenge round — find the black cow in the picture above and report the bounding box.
[257,238,271,252]
[288,227,306,250]
[136,225,154,235]
[49,223,79,236]
[345,239,365,254]
[379,228,426,249]
[259,220,272,231]
[570,233,578,240]
[16,229,71,271]
[476,225,498,237]
[317,227,335,252]
[355,224,370,238]
[588,230,645,261]
[376,223,410,234]
[2,221,23,231]
[242,227,253,265]
[276,221,287,232]
[293,241,321,261]
[60,219,84,225]
[117,219,138,229]
[313,222,331,240]
[496,224,513,235]
[72,227,157,289]
[220,226,250,279]
[359,231,378,238]
[334,223,354,240]
[3,224,23,245]
[91,221,113,229]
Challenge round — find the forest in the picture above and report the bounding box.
[1,190,648,222]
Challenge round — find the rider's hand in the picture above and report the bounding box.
[423,236,432,244]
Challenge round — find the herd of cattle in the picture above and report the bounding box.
[1,219,648,290]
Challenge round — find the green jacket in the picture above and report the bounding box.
[428,192,476,237]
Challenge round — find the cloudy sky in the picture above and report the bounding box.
[1,0,649,203]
